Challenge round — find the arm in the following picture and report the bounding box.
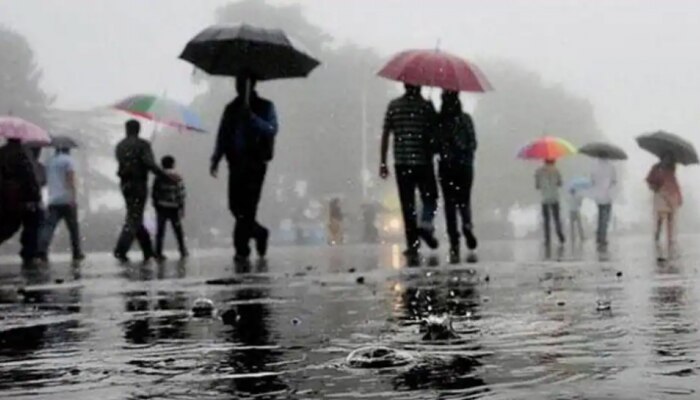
[66,160,77,205]
[142,143,168,179]
[211,105,231,176]
[379,106,392,179]
[464,114,477,152]
[556,170,563,187]
[535,170,541,190]
[248,102,278,137]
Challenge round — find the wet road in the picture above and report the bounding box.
[1,237,700,399]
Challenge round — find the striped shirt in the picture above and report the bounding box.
[383,93,437,166]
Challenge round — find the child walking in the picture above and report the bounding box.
[152,155,188,260]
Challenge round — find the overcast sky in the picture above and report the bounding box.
[2,0,700,219]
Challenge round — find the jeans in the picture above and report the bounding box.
[597,204,612,245]
[439,163,474,248]
[228,162,268,257]
[569,211,585,242]
[38,204,82,258]
[394,164,438,251]
[542,202,565,244]
[155,206,187,256]
[114,181,153,258]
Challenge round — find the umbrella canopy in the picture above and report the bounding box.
[0,116,50,144]
[636,130,698,166]
[517,136,577,160]
[180,24,320,80]
[113,94,206,133]
[26,135,79,149]
[378,49,492,92]
[579,142,628,160]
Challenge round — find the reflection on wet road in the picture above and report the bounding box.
[1,237,700,399]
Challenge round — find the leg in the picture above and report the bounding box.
[416,164,439,232]
[667,212,675,248]
[37,205,62,258]
[155,208,168,257]
[596,204,604,245]
[64,205,83,258]
[569,212,576,243]
[229,166,254,259]
[170,210,187,256]
[655,213,663,242]
[552,203,565,243]
[458,166,478,250]
[542,204,552,244]
[247,165,269,257]
[439,166,459,249]
[395,166,419,252]
[601,204,612,245]
[577,213,585,242]
[19,206,43,262]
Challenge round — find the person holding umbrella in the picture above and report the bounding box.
[0,117,50,264]
[379,83,440,260]
[181,23,320,263]
[519,136,576,246]
[36,137,85,262]
[638,131,698,251]
[435,90,478,264]
[210,76,278,263]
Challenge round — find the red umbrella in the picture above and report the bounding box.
[378,49,492,92]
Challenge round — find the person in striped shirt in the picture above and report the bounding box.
[380,83,439,260]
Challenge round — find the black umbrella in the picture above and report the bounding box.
[179,24,320,80]
[578,142,628,160]
[636,131,698,165]
[25,135,79,149]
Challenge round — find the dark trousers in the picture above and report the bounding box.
[0,205,42,261]
[228,162,268,257]
[542,202,565,244]
[394,164,438,251]
[439,163,474,247]
[38,204,82,258]
[114,182,153,257]
[155,206,187,256]
[597,204,612,245]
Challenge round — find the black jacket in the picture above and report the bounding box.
[115,136,165,183]
[152,170,186,209]
[0,141,42,207]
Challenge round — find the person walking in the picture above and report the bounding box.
[0,138,43,264]
[435,90,478,264]
[113,119,171,263]
[567,186,585,243]
[37,145,84,262]
[535,159,566,245]
[327,197,344,245]
[379,83,439,261]
[152,155,188,261]
[590,158,617,247]
[210,76,277,263]
[646,154,682,249]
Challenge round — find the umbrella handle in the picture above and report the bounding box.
[244,78,251,108]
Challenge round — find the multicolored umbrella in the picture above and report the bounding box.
[517,136,577,160]
[378,49,492,92]
[0,116,50,144]
[113,95,206,133]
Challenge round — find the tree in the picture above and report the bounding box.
[471,60,607,235]
[0,25,53,126]
[162,0,394,242]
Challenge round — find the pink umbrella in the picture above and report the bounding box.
[378,49,492,92]
[0,116,50,144]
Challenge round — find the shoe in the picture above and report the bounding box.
[464,226,478,250]
[180,249,190,259]
[466,251,479,264]
[403,249,420,266]
[154,253,168,262]
[113,251,130,263]
[417,228,439,250]
[234,254,250,265]
[448,247,460,264]
[72,253,86,262]
[255,229,269,258]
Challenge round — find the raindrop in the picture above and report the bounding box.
[356,276,365,284]
[191,298,215,318]
[596,300,612,311]
[557,300,566,307]
[55,279,64,284]
[616,271,623,278]
[291,317,301,326]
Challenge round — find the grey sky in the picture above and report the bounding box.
[2,0,700,220]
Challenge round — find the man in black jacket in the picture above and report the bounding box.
[113,119,170,263]
[210,77,278,263]
[0,138,43,264]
